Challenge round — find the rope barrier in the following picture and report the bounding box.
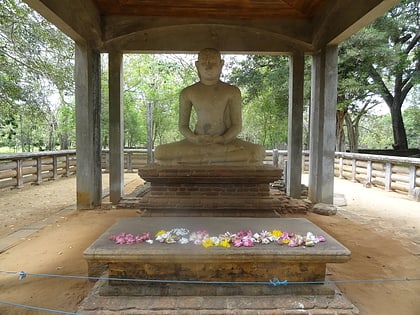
[1,269,420,286]
[1,269,419,314]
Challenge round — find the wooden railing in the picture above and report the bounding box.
[332,152,420,198]
[101,149,148,172]
[1,149,419,200]
[0,150,77,189]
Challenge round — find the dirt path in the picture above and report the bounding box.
[0,174,419,314]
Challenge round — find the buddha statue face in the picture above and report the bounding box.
[195,48,224,84]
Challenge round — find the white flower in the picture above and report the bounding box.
[172,228,190,236]
[261,238,271,245]
[210,236,220,246]
[179,237,189,244]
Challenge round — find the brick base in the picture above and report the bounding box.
[137,164,284,214]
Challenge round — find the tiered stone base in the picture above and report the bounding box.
[137,164,283,216]
[81,217,357,314]
[78,284,360,314]
[84,218,350,295]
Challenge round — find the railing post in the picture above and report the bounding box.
[127,151,133,172]
[65,153,70,177]
[105,151,110,172]
[16,159,24,188]
[366,160,372,186]
[351,159,357,182]
[408,165,416,197]
[272,149,279,167]
[384,162,392,191]
[36,156,43,185]
[52,155,58,180]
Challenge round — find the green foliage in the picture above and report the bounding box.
[0,0,75,151]
[112,54,197,148]
[358,114,393,149]
[358,105,420,149]
[229,55,290,148]
[338,0,420,151]
[403,105,420,148]
[2,0,418,154]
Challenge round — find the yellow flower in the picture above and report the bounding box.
[219,239,231,248]
[202,238,214,248]
[155,230,166,237]
[271,230,283,237]
[282,239,290,244]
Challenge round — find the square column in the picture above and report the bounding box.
[75,44,102,209]
[308,46,338,204]
[109,52,124,203]
[287,50,304,198]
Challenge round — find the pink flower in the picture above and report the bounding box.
[135,232,150,243]
[317,235,326,242]
[235,230,252,238]
[125,234,135,244]
[242,238,254,247]
[288,239,298,247]
[115,234,127,244]
[233,239,243,247]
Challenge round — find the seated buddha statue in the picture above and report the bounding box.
[154,48,265,165]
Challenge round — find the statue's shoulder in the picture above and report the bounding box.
[179,82,200,98]
[219,81,241,96]
[181,82,200,93]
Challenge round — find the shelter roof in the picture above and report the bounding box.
[24,0,399,53]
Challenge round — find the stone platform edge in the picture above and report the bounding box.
[138,164,283,183]
[78,278,360,315]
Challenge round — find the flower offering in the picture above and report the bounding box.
[109,227,326,248]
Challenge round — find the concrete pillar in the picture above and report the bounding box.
[109,52,124,204]
[308,45,338,204]
[287,50,304,198]
[75,44,102,209]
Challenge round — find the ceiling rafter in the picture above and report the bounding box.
[92,0,325,19]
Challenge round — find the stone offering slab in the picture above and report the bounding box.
[84,217,350,296]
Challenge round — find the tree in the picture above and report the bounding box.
[230,55,290,149]
[338,0,420,151]
[403,104,420,148]
[0,0,74,151]
[118,54,197,149]
[358,113,393,149]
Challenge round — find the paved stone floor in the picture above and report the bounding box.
[78,278,359,314]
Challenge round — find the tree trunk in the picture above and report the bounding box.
[336,109,346,151]
[345,114,357,152]
[60,131,69,150]
[390,102,408,150]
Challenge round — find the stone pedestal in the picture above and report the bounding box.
[137,164,283,215]
[83,217,351,297]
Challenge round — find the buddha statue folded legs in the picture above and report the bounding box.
[154,138,266,165]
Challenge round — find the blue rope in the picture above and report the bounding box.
[2,270,420,286]
[10,270,283,286]
[0,300,81,315]
[1,269,420,315]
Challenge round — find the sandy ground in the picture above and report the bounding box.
[0,173,419,315]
